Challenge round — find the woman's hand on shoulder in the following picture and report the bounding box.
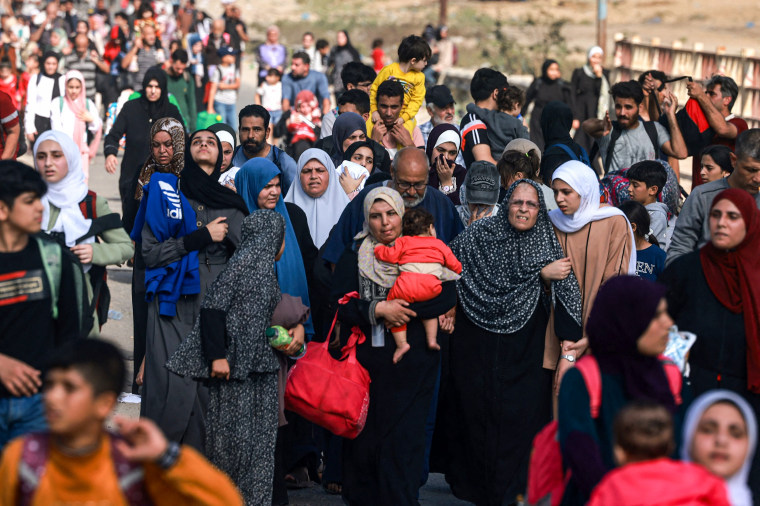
[376,299,417,328]
[540,257,572,282]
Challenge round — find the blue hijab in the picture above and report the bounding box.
[235,158,314,338]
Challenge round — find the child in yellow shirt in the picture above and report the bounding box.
[0,339,243,506]
[368,35,431,138]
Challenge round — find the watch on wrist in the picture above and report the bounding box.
[560,354,576,363]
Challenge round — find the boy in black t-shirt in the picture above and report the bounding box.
[0,161,80,449]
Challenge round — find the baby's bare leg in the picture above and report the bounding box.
[392,329,411,364]
[422,318,440,351]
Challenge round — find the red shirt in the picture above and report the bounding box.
[692,115,749,187]
[0,90,19,159]
[371,48,385,73]
[588,458,730,506]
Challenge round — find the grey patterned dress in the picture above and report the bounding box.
[167,210,285,506]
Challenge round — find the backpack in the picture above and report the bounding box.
[17,432,150,506]
[77,191,116,328]
[545,142,591,167]
[35,234,94,340]
[600,160,683,218]
[590,120,660,174]
[526,355,682,506]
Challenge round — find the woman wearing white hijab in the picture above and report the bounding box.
[34,130,133,334]
[546,160,634,389]
[570,46,611,153]
[285,148,350,248]
[682,390,758,506]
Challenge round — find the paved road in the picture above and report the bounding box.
[20,57,471,505]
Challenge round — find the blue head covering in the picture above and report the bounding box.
[235,158,314,338]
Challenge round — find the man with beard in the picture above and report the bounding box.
[281,51,330,115]
[583,80,687,173]
[321,147,463,266]
[231,104,297,195]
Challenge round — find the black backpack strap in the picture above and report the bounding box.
[602,121,623,174]
[642,120,661,159]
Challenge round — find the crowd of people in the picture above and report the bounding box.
[0,0,760,505]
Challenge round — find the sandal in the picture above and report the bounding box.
[284,466,311,489]
[323,482,342,495]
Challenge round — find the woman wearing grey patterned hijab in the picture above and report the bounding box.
[440,179,583,505]
[167,209,285,505]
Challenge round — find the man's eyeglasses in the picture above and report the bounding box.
[395,180,427,191]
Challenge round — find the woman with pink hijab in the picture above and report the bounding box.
[50,70,103,181]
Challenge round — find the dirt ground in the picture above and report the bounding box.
[197,0,760,71]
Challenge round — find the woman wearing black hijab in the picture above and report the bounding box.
[24,51,65,142]
[104,65,184,234]
[135,129,247,452]
[522,60,573,151]
[328,30,361,93]
[539,101,589,185]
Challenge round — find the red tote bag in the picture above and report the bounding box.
[284,292,371,439]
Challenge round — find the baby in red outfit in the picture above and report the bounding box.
[374,208,462,363]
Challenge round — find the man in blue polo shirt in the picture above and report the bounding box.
[281,51,331,116]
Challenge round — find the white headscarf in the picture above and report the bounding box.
[548,161,636,274]
[681,390,757,506]
[433,129,461,152]
[285,148,350,248]
[34,130,92,248]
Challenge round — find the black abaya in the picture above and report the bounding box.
[442,305,554,505]
[331,246,457,506]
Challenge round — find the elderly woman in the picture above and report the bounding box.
[285,148,350,249]
[682,390,758,506]
[132,117,187,390]
[33,130,133,338]
[425,123,467,205]
[133,129,248,451]
[661,188,760,497]
[331,186,456,505]
[442,179,582,505]
[548,161,634,389]
[558,276,682,505]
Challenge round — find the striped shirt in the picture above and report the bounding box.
[459,112,491,168]
[63,52,98,101]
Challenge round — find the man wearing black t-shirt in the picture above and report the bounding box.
[0,162,79,449]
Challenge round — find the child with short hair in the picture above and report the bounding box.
[368,34,431,139]
[588,401,730,505]
[0,338,244,505]
[626,160,669,245]
[618,200,666,281]
[207,46,241,131]
[256,68,283,126]
[374,208,462,363]
[498,84,526,122]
